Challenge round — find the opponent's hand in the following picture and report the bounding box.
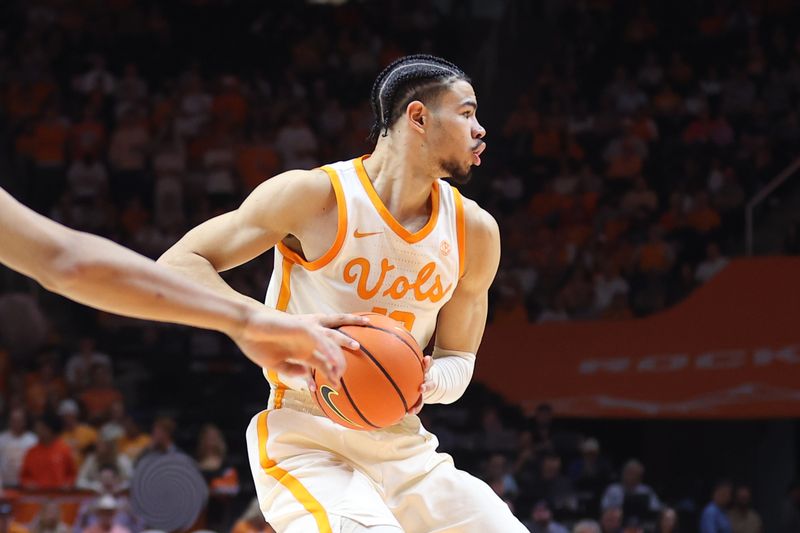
[298,312,371,353]
[233,311,365,384]
[408,355,433,415]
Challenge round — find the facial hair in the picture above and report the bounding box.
[439,156,473,185]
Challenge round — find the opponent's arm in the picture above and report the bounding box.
[411,198,501,410]
[157,169,365,357]
[0,187,344,381]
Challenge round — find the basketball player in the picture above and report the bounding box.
[0,186,362,383]
[159,55,528,532]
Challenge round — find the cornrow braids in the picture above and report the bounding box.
[369,54,470,142]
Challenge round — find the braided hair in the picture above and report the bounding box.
[369,54,470,142]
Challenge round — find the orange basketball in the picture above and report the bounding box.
[312,312,424,430]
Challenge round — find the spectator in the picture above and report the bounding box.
[728,485,762,533]
[483,453,519,500]
[78,365,123,423]
[695,243,729,283]
[274,114,319,170]
[657,507,680,533]
[108,109,151,205]
[24,354,67,418]
[621,176,658,217]
[568,438,613,511]
[73,55,116,96]
[76,436,133,492]
[601,506,623,533]
[58,399,98,466]
[20,413,77,489]
[64,338,112,392]
[573,520,601,533]
[527,453,576,515]
[622,517,644,533]
[0,500,29,533]
[31,501,70,533]
[80,496,130,533]
[114,64,148,118]
[116,417,151,462]
[99,402,126,444]
[601,460,661,518]
[138,416,177,460]
[593,263,629,314]
[700,479,733,533]
[196,423,239,529]
[73,469,141,533]
[524,500,569,533]
[69,107,106,161]
[0,408,38,487]
[66,155,108,202]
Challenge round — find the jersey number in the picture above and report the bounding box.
[371,307,416,331]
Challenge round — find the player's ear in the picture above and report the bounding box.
[406,101,426,133]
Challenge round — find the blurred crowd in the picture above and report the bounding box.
[1,0,800,532]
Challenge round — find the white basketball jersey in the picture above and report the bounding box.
[263,155,465,397]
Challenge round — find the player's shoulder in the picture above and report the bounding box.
[249,167,333,205]
[458,193,500,243]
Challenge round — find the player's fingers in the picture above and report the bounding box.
[408,395,424,415]
[308,330,345,382]
[326,328,360,351]
[315,313,370,328]
[422,355,433,373]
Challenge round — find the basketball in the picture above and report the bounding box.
[312,312,425,430]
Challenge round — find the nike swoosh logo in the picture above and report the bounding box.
[320,385,362,428]
[353,229,383,238]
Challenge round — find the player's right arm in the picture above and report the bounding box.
[157,169,365,355]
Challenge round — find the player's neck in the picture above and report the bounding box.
[363,144,438,223]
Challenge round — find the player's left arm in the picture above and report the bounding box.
[410,198,501,411]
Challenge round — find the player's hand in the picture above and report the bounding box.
[233,310,351,384]
[296,312,370,354]
[408,355,433,415]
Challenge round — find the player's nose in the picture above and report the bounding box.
[473,120,486,139]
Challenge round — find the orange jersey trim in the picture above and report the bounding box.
[268,256,295,409]
[257,411,332,533]
[453,187,466,279]
[354,155,440,244]
[277,165,347,271]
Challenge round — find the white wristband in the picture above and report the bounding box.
[421,346,476,405]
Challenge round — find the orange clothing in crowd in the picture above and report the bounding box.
[70,119,106,159]
[79,387,124,421]
[61,424,98,465]
[32,120,69,166]
[606,153,642,179]
[529,191,566,219]
[213,91,248,129]
[118,433,152,461]
[532,129,562,159]
[24,374,67,417]
[237,144,281,192]
[209,466,240,495]
[638,242,672,273]
[20,438,77,489]
[687,207,721,233]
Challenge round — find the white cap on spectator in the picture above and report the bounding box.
[95,494,118,511]
[58,399,80,417]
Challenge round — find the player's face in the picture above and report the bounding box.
[428,80,486,184]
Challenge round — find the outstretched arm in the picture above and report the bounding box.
[0,187,345,381]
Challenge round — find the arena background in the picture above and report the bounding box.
[1,0,799,532]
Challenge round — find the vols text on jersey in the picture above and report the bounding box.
[343,257,452,303]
